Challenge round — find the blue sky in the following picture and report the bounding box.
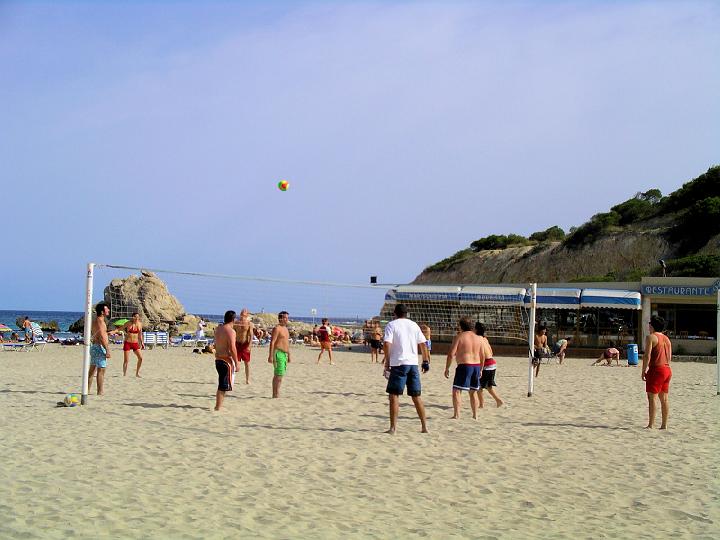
[1,1,719,312]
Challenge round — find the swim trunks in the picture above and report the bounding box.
[123,341,140,352]
[452,364,481,391]
[645,365,672,394]
[386,365,421,396]
[215,359,233,391]
[604,348,619,359]
[273,350,288,376]
[479,368,497,389]
[236,342,251,363]
[369,339,381,350]
[90,344,108,368]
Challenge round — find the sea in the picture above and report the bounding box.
[0,310,368,336]
[0,310,84,339]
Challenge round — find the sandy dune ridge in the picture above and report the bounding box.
[1,344,718,539]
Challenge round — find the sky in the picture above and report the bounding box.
[1,0,719,312]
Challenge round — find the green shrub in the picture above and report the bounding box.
[661,165,720,214]
[611,191,661,225]
[529,225,566,242]
[470,234,532,251]
[424,248,474,272]
[569,273,617,283]
[665,254,720,277]
[563,211,621,249]
[668,196,720,254]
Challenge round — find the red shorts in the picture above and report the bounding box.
[236,342,251,363]
[646,365,672,394]
[123,341,140,352]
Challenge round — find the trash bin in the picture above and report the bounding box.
[627,343,639,365]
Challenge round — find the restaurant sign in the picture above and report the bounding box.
[642,279,720,297]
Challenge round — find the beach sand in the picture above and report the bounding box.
[1,344,718,539]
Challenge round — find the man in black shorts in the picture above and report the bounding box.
[368,320,383,363]
[213,310,239,411]
[475,322,503,408]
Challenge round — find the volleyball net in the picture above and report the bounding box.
[79,263,539,403]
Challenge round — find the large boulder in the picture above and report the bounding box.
[104,271,187,330]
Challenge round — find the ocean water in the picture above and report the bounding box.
[0,310,84,332]
[0,310,366,333]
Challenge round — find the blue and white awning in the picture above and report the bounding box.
[460,286,527,306]
[525,288,581,310]
[580,289,641,310]
[386,285,461,302]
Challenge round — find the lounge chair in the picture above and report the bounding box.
[143,332,157,350]
[2,342,34,352]
[155,332,169,349]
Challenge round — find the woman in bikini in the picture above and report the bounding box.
[122,312,145,377]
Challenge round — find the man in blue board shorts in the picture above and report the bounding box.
[383,304,429,435]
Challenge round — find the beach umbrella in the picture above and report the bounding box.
[0,324,12,333]
[113,319,130,327]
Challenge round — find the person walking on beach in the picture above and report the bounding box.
[121,312,145,378]
[475,322,504,408]
[445,317,485,420]
[234,308,254,384]
[214,311,239,411]
[88,303,111,395]
[268,311,291,398]
[642,315,672,429]
[196,317,206,341]
[368,320,383,363]
[316,318,334,365]
[383,303,429,434]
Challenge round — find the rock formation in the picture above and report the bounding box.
[413,230,672,285]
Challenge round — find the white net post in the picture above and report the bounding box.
[527,282,537,397]
[81,262,94,405]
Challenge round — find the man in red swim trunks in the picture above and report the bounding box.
[641,315,673,430]
[233,308,254,384]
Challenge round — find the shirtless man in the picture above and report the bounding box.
[213,311,239,411]
[369,320,383,363]
[475,322,503,408]
[22,317,32,342]
[233,308,254,384]
[316,318,334,365]
[268,311,291,398]
[88,302,111,395]
[445,317,486,419]
[533,325,550,377]
[642,315,673,429]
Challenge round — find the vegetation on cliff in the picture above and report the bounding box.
[423,166,720,279]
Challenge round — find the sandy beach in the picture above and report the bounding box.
[1,344,718,539]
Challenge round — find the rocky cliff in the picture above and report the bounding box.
[414,230,673,285]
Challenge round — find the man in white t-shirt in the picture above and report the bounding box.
[383,303,429,434]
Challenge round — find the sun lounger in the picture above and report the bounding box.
[2,342,34,352]
[142,332,157,349]
[155,332,169,349]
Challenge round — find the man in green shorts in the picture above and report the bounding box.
[268,311,291,398]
